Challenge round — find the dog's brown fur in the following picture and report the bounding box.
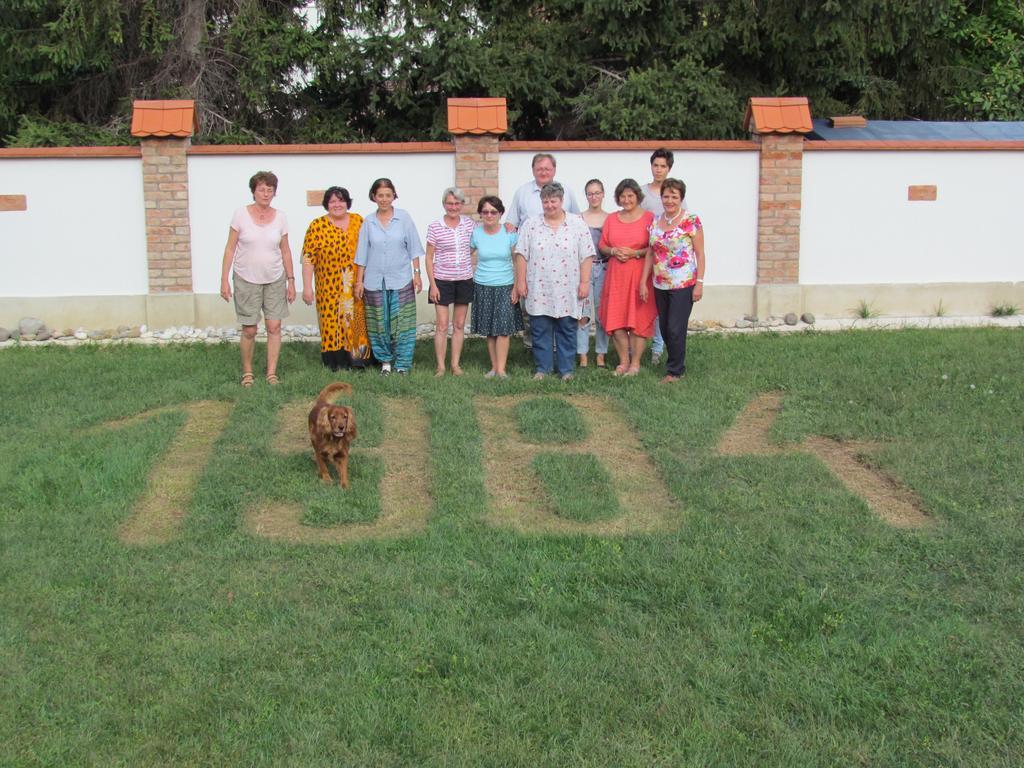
[308,382,357,487]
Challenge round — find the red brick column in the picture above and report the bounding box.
[131,100,199,327]
[448,98,507,213]
[141,137,193,293]
[744,97,812,318]
[757,133,803,286]
[453,134,500,212]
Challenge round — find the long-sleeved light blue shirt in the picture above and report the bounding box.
[354,208,425,290]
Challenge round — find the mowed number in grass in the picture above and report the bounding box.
[1,329,1023,767]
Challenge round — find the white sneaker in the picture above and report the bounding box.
[380,363,392,376]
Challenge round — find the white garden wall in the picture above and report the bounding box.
[2,157,147,297]
[188,151,455,294]
[801,150,1024,284]
[2,139,1022,329]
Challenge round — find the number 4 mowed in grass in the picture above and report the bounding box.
[102,393,927,547]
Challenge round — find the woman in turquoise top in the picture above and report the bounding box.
[470,195,523,379]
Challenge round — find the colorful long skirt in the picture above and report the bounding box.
[363,281,417,371]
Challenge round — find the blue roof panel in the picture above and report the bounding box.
[810,118,1024,141]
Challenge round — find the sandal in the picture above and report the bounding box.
[266,373,280,386]
[240,372,255,388]
[613,365,628,377]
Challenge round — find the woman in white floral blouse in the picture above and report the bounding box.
[514,182,595,381]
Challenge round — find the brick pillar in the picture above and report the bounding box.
[131,100,198,327]
[745,97,812,318]
[447,98,507,213]
[453,134,500,212]
[141,137,192,293]
[757,133,803,285]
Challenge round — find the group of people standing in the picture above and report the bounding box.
[219,149,706,386]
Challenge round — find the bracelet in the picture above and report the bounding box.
[413,268,421,274]
[286,277,295,281]
[696,279,704,283]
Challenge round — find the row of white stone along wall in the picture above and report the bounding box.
[1,97,1022,330]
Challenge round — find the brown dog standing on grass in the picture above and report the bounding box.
[308,382,357,488]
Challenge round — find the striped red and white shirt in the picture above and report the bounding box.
[426,215,475,281]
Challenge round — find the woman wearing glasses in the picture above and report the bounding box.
[470,196,523,379]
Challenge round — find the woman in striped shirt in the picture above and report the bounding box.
[425,187,476,376]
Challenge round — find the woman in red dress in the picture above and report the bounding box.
[598,178,657,375]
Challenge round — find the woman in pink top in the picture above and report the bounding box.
[598,178,657,376]
[219,171,295,387]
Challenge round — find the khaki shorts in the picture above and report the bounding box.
[233,274,290,326]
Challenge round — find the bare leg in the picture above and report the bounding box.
[495,335,510,376]
[265,319,282,377]
[240,324,257,375]
[486,336,498,374]
[612,329,630,373]
[450,303,468,374]
[434,304,450,375]
[627,333,647,373]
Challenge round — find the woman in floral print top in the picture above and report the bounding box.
[640,178,706,383]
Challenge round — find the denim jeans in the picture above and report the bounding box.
[651,311,665,354]
[530,314,577,376]
[576,260,609,355]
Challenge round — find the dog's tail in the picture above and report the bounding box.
[314,381,353,407]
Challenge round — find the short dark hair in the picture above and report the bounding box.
[661,177,687,200]
[249,171,278,194]
[585,179,604,192]
[369,177,397,201]
[477,195,505,214]
[322,186,352,209]
[614,178,644,206]
[650,148,674,169]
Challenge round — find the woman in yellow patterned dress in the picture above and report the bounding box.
[301,187,371,370]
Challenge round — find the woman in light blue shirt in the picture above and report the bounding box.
[354,178,424,375]
[470,195,523,378]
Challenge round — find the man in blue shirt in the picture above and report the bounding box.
[506,153,581,228]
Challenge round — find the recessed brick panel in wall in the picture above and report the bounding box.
[0,195,27,211]
[908,185,937,201]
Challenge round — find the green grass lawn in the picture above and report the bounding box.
[1,329,1022,766]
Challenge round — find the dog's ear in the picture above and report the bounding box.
[345,408,357,439]
[316,407,333,435]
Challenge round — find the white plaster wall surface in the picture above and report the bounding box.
[801,151,1024,284]
[189,153,456,293]
[0,158,147,297]
[498,150,759,285]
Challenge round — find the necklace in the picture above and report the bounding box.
[662,209,682,227]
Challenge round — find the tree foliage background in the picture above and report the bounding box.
[1,0,1022,146]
